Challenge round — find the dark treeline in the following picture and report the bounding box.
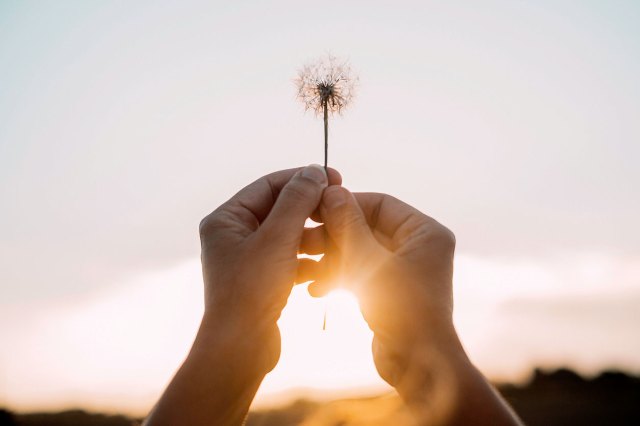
[499,368,640,426]
[2,368,639,426]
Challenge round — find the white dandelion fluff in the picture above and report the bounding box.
[295,55,357,169]
[296,55,357,115]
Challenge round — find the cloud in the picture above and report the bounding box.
[452,252,640,380]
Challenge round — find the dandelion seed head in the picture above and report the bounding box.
[295,55,357,115]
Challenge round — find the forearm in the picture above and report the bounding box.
[144,316,269,426]
[396,333,522,426]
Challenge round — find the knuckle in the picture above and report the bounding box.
[199,215,212,236]
[198,210,226,237]
[338,209,364,231]
[282,180,315,201]
[447,228,456,247]
[436,225,456,249]
[416,223,455,252]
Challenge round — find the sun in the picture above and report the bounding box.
[323,288,363,327]
[255,284,388,406]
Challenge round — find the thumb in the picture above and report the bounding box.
[259,164,328,247]
[320,186,381,263]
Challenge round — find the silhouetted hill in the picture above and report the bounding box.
[499,368,640,426]
[0,409,141,426]
[2,368,639,425]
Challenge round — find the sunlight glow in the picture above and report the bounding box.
[257,287,387,406]
[2,253,639,414]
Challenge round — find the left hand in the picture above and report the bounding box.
[197,165,341,373]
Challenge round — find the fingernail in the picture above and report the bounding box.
[323,186,348,209]
[301,164,327,185]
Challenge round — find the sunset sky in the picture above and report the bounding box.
[1,0,639,416]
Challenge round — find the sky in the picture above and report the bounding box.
[1,0,639,415]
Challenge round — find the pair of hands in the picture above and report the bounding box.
[147,165,520,425]
[199,164,458,391]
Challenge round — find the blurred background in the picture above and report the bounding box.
[1,1,639,424]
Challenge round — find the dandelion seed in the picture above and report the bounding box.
[295,55,357,169]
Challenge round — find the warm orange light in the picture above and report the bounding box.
[256,286,388,406]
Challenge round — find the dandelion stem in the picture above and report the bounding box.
[323,99,328,170]
[322,99,328,331]
[322,309,327,331]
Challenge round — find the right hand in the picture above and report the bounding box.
[314,186,460,389]
[315,186,522,426]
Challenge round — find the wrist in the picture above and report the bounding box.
[396,331,521,426]
[193,312,278,377]
[393,325,471,423]
[144,314,274,426]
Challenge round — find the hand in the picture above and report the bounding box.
[315,187,457,387]
[316,186,521,425]
[198,165,341,373]
[145,165,341,426]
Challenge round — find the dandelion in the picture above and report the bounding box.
[295,55,357,169]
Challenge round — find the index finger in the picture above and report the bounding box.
[352,192,438,243]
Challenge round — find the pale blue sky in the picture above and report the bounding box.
[1,0,639,302]
[1,0,639,412]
